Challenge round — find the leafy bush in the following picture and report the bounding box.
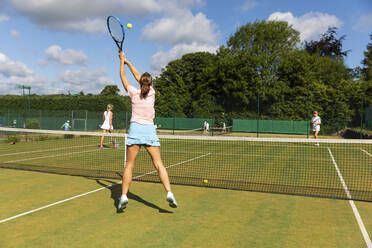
[7,135,20,143]
[26,119,40,129]
[64,134,74,139]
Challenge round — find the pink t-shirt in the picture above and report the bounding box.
[127,85,155,125]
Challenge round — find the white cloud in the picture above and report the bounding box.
[10,29,20,38]
[60,68,115,94]
[353,12,372,33]
[268,11,343,41]
[10,0,163,33]
[48,17,107,33]
[142,11,217,45]
[0,14,9,23]
[142,3,219,74]
[0,53,33,77]
[9,0,211,34]
[0,53,48,94]
[238,0,257,11]
[150,42,218,75]
[45,45,88,66]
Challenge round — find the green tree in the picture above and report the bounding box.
[304,27,349,58]
[100,85,121,96]
[226,20,300,88]
[154,52,217,117]
[276,49,354,133]
[361,33,372,81]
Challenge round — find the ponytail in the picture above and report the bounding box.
[140,72,152,99]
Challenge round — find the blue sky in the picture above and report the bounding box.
[0,0,371,95]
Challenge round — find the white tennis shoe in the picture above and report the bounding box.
[166,192,178,208]
[118,194,128,211]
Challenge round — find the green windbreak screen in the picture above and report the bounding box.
[232,119,309,134]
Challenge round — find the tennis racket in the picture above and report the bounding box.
[107,15,125,51]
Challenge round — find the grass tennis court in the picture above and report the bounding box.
[1,168,372,248]
[1,129,372,247]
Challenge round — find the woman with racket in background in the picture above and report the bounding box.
[311,110,321,146]
[117,51,178,211]
[99,104,117,149]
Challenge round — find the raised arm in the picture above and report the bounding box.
[125,58,141,83]
[119,51,130,91]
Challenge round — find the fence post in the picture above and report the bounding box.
[40,110,42,129]
[361,96,364,139]
[173,117,175,135]
[71,110,74,130]
[307,95,310,139]
[85,110,88,131]
[257,95,260,138]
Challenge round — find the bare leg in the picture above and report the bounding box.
[314,130,319,145]
[314,130,319,140]
[109,129,116,146]
[121,145,140,195]
[100,129,106,147]
[145,146,171,192]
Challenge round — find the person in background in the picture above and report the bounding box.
[311,111,321,146]
[100,104,117,149]
[61,120,71,131]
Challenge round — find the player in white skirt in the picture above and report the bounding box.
[100,104,117,149]
[311,111,321,146]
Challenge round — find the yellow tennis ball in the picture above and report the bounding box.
[203,179,208,184]
[127,23,132,29]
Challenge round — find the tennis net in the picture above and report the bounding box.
[1,127,372,201]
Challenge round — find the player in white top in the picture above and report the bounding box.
[100,104,117,149]
[311,111,321,146]
[61,120,71,131]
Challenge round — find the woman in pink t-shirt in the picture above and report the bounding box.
[117,51,177,211]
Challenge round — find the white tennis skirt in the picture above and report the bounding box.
[101,122,113,130]
[312,126,320,132]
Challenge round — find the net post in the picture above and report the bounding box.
[124,135,127,168]
[125,112,128,133]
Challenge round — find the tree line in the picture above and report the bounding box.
[0,88,131,113]
[153,21,372,134]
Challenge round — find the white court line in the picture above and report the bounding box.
[328,148,372,248]
[0,149,100,165]
[0,152,211,224]
[0,143,97,157]
[361,149,372,158]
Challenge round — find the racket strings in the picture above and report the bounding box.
[108,18,124,42]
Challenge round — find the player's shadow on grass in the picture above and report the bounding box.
[95,179,173,214]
